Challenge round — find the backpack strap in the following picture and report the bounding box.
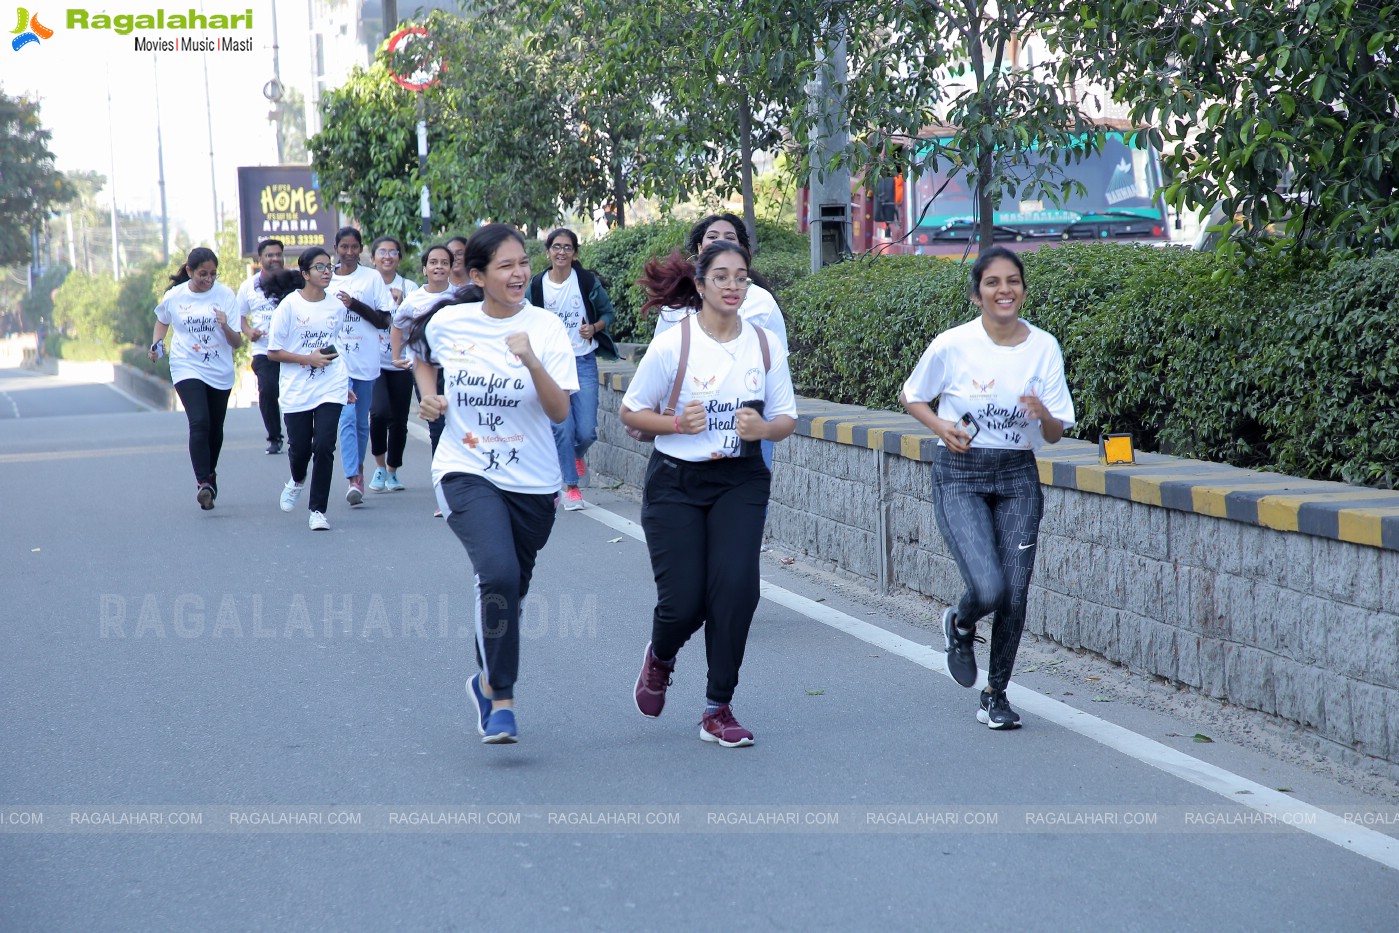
[661,315,691,416]
[753,323,771,372]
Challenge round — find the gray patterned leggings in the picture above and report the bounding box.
[932,447,1044,692]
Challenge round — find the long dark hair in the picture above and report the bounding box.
[684,213,769,291]
[639,241,750,317]
[167,246,218,289]
[262,247,331,304]
[406,226,523,357]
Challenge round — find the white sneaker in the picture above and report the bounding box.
[309,511,330,531]
[280,479,304,512]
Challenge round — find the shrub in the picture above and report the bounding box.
[1251,252,1399,487]
[577,218,812,342]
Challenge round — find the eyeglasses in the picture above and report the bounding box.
[309,263,334,273]
[702,274,751,290]
[548,244,576,253]
[375,249,400,257]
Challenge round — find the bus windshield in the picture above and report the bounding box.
[909,130,1168,248]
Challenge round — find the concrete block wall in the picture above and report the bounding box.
[595,361,1399,774]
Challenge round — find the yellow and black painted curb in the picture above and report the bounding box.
[597,361,1399,551]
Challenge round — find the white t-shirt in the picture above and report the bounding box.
[329,264,395,380]
[652,283,789,353]
[154,281,240,389]
[426,302,580,498]
[540,270,596,357]
[393,285,454,364]
[901,317,1076,450]
[236,275,278,356]
[267,291,350,414]
[376,273,418,370]
[623,319,797,461]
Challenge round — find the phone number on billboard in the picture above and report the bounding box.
[279,235,327,247]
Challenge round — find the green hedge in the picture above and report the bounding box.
[782,244,1398,489]
[578,218,810,342]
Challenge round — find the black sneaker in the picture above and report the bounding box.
[266,440,283,455]
[977,690,1021,729]
[942,607,981,688]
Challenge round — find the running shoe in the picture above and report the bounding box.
[309,511,330,531]
[346,475,364,506]
[699,704,754,747]
[368,467,388,492]
[977,689,1022,729]
[563,488,585,511]
[574,457,587,483]
[482,708,518,744]
[279,479,303,512]
[385,471,406,491]
[196,483,215,511]
[468,673,492,736]
[943,607,982,688]
[265,440,283,455]
[634,642,675,718]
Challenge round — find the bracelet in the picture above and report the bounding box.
[674,414,682,435]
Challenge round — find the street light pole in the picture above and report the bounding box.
[153,59,170,264]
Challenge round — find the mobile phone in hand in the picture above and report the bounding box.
[319,345,338,359]
[958,411,981,441]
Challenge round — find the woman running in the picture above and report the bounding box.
[900,246,1075,729]
[149,246,242,510]
[410,224,577,744]
[367,235,417,493]
[527,227,617,511]
[266,248,353,531]
[328,226,394,507]
[622,241,797,748]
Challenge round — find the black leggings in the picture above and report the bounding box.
[441,473,557,701]
[174,379,231,486]
[931,447,1045,692]
[370,368,414,468]
[640,452,770,705]
[284,402,343,513]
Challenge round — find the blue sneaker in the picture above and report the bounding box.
[482,708,517,744]
[467,673,492,736]
[368,467,388,492]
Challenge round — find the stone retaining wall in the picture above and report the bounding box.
[592,361,1399,777]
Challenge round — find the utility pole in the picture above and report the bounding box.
[270,0,285,163]
[154,59,171,264]
[202,45,220,236]
[807,21,851,271]
[105,69,120,281]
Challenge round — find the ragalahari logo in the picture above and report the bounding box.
[11,7,52,50]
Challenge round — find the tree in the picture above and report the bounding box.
[789,1,1114,255]
[310,7,611,244]
[0,92,70,266]
[547,0,815,246]
[1048,0,1399,260]
[51,271,120,345]
[276,87,310,164]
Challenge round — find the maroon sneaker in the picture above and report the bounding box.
[699,704,754,747]
[634,642,675,718]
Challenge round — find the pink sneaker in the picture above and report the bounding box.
[346,474,365,506]
[700,704,754,747]
[563,487,585,511]
[634,643,675,718]
[574,457,587,481]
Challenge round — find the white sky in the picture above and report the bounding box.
[1,1,319,245]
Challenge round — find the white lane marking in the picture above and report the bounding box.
[0,390,18,418]
[580,501,1399,872]
[104,382,158,412]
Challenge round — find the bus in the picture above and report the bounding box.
[800,125,1173,258]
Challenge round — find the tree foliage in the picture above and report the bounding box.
[0,92,70,266]
[1048,0,1399,260]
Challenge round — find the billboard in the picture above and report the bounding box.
[236,166,337,257]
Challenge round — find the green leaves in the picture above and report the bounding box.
[0,92,70,266]
[1051,0,1399,262]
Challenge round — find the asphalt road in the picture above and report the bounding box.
[1,366,1396,931]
